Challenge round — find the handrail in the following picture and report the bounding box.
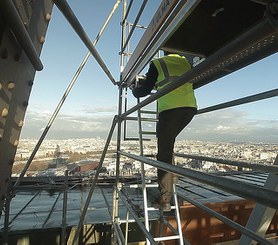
[120,18,278,119]
[178,191,273,245]
[198,89,278,114]
[120,0,148,54]
[119,151,278,209]
[122,0,134,25]
[0,0,43,70]
[174,153,278,173]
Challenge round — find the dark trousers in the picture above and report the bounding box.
[156,107,196,196]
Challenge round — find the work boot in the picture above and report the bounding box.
[153,194,171,212]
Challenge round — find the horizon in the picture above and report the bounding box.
[18,136,278,145]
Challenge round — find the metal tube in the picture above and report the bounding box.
[53,0,117,85]
[119,151,278,209]
[61,170,68,245]
[198,89,278,115]
[123,4,278,85]
[124,211,129,245]
[13,0,121,190]
[0,0,43,70]
[118,190,156,244]
[172,183,184,245]
[178,191,272,245]
[3,196,11,245]
[9,190,41,224]
[72,117,118,244]
[174,153,278,173]
[120,0,148,54]
[120,0,127,73]
[42,193,61,228]
[112,86,124,243]
[121,19,278,118]
[122,0,134,24]
[114,222,126,244]
[137,98,150,245]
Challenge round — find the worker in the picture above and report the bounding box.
[130,52,197,211]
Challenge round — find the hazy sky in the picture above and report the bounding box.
[20,0,278,143]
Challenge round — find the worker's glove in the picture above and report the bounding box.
[136,75,146,86]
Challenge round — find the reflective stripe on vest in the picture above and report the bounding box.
[156,58,179,88]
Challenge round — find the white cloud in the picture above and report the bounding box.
[20,107,278,143]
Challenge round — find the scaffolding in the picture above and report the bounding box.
[0,0,278,244]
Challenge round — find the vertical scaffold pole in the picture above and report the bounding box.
[137,98,150,245]
[61,170,69,245]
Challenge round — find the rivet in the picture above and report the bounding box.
[18,120,24,127]
[45,13,51,21]
[13,140,19,147]
[1,108,8,117]
[22,101,28,107]
[39,36,45,44]
[7,82,15,90]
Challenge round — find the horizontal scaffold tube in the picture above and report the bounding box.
[119,151,278,209]
[197,89,278,114]
[120,18,278,119]
[174,153,278,173]
[178,191,273,245]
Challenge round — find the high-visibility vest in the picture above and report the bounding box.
[152,54,197,113]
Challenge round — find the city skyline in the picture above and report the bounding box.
[20,1,278,143]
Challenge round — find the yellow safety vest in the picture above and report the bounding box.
[152,54,197,113]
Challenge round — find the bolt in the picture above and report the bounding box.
[1,108,8,117]
[39,36,45,44]
[18,120,24,127]
[7,82,15,90]
[45,13,51,21]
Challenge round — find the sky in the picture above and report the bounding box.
[20,0,278,143]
